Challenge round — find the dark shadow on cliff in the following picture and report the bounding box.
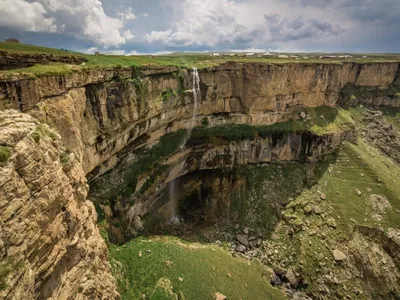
[136,154,335,244]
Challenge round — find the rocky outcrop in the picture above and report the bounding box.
[349,226,400,299]
[0,110,118,299]
[0,50,87,70]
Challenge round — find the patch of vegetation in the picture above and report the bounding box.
[379,106,400,130]
[31,132,41,143]
[232,162,310,233]
[189,106,352,143]
[176,72,185,95]
[31,124,58,143]
[341,84,400,104]
[109,236,285,300]
[0,263,11,291]
[0,258,25,291]
[98,130,187,203]
[0,146,11,162]
[308,107,354,135]
[266,133,400,297]
[60,150,71,165]
[201,117,209,126]
[161,88,175,102]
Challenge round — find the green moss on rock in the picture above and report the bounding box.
[0,146,11,162]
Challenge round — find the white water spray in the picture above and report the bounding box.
[188,67,201,138]
[168,67,201,224]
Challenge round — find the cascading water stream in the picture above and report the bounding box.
[169,68,201,224]
[186,67,201,141]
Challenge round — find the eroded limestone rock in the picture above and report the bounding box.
[0,110,118,299]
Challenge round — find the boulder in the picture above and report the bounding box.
[236,245,246,253]
[332,249,347,261]
[236,234,249,246]
[326,217,337,228]
[313,206,322,215]
[286,269,300,288]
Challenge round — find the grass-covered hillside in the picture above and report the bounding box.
[109,236,285,300]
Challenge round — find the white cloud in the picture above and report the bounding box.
[39,0,135,47]
[144,0,344,49]
[104,50,126,55]
[0,0,135,47]
[85,46,98,53]
[117,7,137,21]
[230,48,267,53]
[264,14,344,42]
[0,0,57,32]
[126,50,173,56]
[145,0,254,47]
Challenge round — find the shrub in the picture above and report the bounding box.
[31,132,41,143]
[32,124,58,144]
[161,89,175,102]
[60,151,70,165]
[0,146,11,162]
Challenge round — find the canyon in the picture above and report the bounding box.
[1,61,400,299]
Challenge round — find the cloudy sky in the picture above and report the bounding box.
[0,0,399,54]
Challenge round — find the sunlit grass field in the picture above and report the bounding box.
[1,42,400,77]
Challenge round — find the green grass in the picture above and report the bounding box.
[2,42,400,77]
[189,106,353,143]
[271,135,400,296]
[161,88,176,102]
[60,150,70,165]
[0,263,11,291]
[0,42,80,55]
[109,236,285,300]
[308,107,354,135]
[0,146,11,162]
[319,141,399,232]
[31,124,58,144]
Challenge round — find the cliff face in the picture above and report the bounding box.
[0,51,87,71]
[1,62,398,175]
[101,129,356,237]
[0,111,118,299]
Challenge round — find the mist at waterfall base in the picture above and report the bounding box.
[168,68,201,225]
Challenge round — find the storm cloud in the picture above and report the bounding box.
[0,0,399,53]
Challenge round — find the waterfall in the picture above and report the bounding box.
[189,67,201,137]
[168,67,201,225]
